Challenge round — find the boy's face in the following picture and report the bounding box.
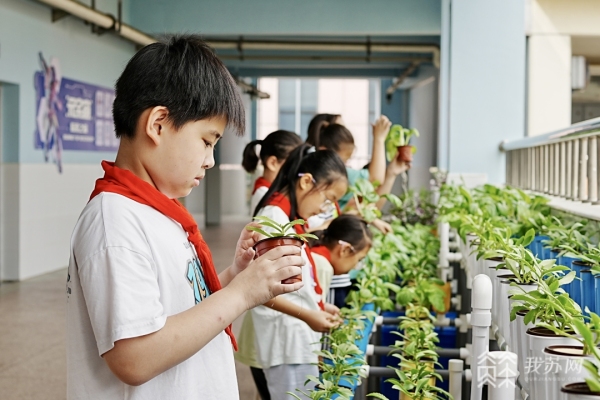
[145,113,226,199]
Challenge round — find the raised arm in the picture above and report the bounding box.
[368,115,392,185]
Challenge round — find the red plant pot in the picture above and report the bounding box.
[253,237,304,284]
[397,145,414,162]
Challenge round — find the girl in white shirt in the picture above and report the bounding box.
[238,130,303,399]
[251,144,349,400]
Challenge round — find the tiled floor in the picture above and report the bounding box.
[0,215,257,399]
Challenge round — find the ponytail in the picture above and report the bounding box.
[242,140,262,173]
[306,113,341,146]
[241,130,302,173]
[254,144,347,218]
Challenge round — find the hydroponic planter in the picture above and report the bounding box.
[544,345,592,400]
[561,382,600,399]
[562,255,581,302]
[527,327,580,400]
[581,270,595,315]
[509,282,537,355]
[515,310,536,393]
[489,261,509,331]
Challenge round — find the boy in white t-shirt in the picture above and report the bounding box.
[66,35,305,400]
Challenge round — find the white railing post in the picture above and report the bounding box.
[572,139,580,201]
[549,143,555,195]
[554,143,560,196]
[544,145,550,193]
[589,136,598,203]
[560,141,566,197]
[566,140,573,199]
[580,137,588,202]
[530,147,535,191]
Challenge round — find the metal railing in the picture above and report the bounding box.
[500,117,600,202]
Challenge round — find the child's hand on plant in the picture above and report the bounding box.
[302,309,341,332]
[372,115,392,142]
[230,222,262,276]
[229,245,305,310]
[324,302,341,316]
[371,218,393,234]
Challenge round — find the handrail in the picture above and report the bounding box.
[500,117,600,151]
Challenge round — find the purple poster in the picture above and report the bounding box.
[34,53,119,173]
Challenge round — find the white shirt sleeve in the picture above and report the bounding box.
[77,246,167,356]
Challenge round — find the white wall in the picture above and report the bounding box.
[527,35,572,136]
[0,0,136,280]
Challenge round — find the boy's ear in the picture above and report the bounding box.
[144,106,169,146]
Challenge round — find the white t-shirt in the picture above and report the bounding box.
[250,185,269,216]
[250,205,321,368]
[67,192,238,400]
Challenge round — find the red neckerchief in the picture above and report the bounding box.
[264,192,325,310]
[310,245,332,263]
[89,161,237,350]
[252,177,271,195]
[334,202,342,216]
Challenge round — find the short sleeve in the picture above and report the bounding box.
[338,168,371,209]
[78,246,167,356]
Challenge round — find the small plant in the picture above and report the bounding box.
[385,124,419,161]
[247,216,318,242]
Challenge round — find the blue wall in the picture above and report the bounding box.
[445,0,526,184]
[0,0,136,164]
[128,0,441,36]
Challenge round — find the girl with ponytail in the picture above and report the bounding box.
[242,130,302,213]
[309,215,373,309]
[247,144,349,399]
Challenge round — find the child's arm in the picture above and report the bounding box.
[375,158,410,210]
[264,296,339,333]
[102,245,304,387]
[368,115,392,185]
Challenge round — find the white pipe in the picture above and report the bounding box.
[449,359,464,400]
[487,351,518,400]
[36,0,156,46]
[439,222,450,268]
[470,274,493,400]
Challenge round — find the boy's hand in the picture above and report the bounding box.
[302,309,340,332]
[230,245,304,310]
[230,222,262,277]
[372,115,392,143]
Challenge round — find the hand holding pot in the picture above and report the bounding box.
[386,157,411,177]
[302,309,341,332]
[230,244,305,310]
[371,218,393,234]
[230,222,264,277]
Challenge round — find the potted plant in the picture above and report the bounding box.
[247,216,318,283]
[385,124,419,163]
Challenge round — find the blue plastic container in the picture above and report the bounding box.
[595,275,600,316]
[569,259,587,306]
[534,235,549,259]
[581,269,595,315]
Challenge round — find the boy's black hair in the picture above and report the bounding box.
[317,123,354,152]
[310,214,373,252]
[113,34,245,139]
[254,144,348,218]
[242,130,302,173]
[306,113,341,146]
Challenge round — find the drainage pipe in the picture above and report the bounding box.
[470,274,493,400]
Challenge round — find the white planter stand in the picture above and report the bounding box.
[544,346,592,400]
[527,328,580,400]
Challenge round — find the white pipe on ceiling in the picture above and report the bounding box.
[34,0,439,68]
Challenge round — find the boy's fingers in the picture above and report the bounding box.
[276,281,304,295]
[274,265,303,281]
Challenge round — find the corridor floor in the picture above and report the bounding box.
[0,216,258,399]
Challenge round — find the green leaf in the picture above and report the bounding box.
[367,393,390,400]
